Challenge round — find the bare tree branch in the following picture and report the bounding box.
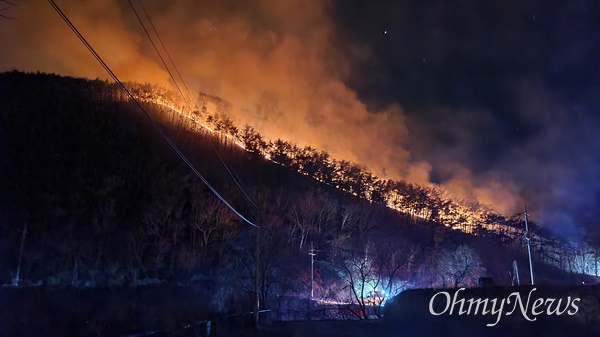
[0,0,16,20]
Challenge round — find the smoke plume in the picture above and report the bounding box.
[2,0,598,237]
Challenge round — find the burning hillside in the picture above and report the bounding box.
[2,71,599,337]
[124,80,600,278]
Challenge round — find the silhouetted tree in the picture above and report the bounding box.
[436,244,485,288]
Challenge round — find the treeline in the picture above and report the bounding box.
[125,77,600,279]
[126,82,521,231]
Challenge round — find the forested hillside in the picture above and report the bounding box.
[0,72,595,320]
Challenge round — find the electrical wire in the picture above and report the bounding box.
[47,0,260,229]
[213,147,259,209]
[127,0,260,211]
[135,0,197,110]
[126,0,194,113]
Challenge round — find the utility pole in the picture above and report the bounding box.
[524,204,535,285]
[512,260,520,286]
[13,222,28,287]
[254,227,260,327]
[309,244,318,298]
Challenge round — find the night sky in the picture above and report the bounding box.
[335,0,599,170]
[335,0,600,237]
[1,0,599,238]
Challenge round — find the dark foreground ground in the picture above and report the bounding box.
[2,284,599,337]
[236,320,389,337]
[212,318,598,337]
[0,284,214,337]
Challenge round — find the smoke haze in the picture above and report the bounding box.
[2,0,599,238]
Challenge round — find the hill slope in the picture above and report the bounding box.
[0,72,595,319]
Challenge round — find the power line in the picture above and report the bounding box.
[135,0,197,110]
[126,0,194,113]
[127,0,259,212]
[47,0,260,229]
[213,147,259,209]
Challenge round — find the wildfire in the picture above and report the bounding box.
[129,85,503,232]
[127,83,600,278]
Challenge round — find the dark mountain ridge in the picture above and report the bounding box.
[0,72,597,335]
